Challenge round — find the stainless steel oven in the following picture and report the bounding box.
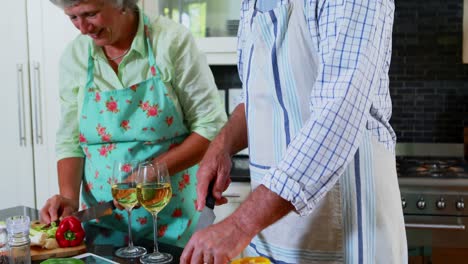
[398,157,468,263]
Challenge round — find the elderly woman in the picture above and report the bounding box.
[40,0,227,253]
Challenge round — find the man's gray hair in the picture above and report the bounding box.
[50,0,139,10]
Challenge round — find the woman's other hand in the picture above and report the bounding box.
[39,195,78,224]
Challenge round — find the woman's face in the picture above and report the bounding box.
[64,0,124,47]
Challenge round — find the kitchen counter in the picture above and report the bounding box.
[0,206,183,264]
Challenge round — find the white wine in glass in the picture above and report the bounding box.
[137,161,173,264]
[111,160,147,258]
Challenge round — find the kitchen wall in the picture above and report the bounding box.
[210,0,468,144]
[390,0,468,143]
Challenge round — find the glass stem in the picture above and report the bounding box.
[126,209,134,248]
[152,213,159,253]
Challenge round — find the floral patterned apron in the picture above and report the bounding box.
[78,16,200,248]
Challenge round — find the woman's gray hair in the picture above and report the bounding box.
[50,0,139,10]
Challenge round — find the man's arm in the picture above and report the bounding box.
[182,185,294,264]
[225,185,294,239]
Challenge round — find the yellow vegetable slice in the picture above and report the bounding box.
[231,256,271,264]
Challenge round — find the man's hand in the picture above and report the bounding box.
[196,139,233,211]
[39,195,78,224]
[180,217,253,264]
[183,185,295,264]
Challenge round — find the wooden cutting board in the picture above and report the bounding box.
[31,243,87,261]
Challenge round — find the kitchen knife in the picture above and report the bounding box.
[72,200,115,222]
[194,182,216,231]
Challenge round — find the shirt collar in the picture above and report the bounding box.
[90,8,148,60]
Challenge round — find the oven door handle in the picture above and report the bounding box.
[405,223,466,230]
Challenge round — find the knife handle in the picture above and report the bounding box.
[206,181,215,210]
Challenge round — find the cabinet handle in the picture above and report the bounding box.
[223,193,241,198]
[405,223,466,230]
[32,62,43,145]
[16,64,26,147]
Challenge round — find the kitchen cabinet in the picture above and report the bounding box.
[432,248,468,264]
[0,0,76,210]
[213,182,251,224]
[408,256,430,264]
[142,0,239,65]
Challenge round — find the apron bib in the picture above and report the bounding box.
[240,1,406,263]
[78,16,200,248]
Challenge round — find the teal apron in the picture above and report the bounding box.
[78,16,200,248]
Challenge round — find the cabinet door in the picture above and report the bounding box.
[213,182,251,222]
[142,0,239,65]
[29,0,79,209]
[432,248,468,264]
[0,0,36,209]
[212,182,250,259]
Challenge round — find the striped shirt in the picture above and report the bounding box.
[237,0,396,215]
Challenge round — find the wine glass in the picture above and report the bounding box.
[137,161,173,264]
[111,160,147,258]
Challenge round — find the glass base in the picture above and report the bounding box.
[140,252,173,264]
[115,245,147,258]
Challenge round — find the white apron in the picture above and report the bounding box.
[238,1,407,263]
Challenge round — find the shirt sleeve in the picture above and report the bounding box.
[169,27,228,140]
[261,0,390,216]
[55,43,85,161]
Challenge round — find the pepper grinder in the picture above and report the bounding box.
[0,222,8,264]
[6,216,30,264]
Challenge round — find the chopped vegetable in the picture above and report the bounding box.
[29,228,47,247]
[29,220,60,249]
[55,216,85,247]
[31,220,58,239]
[45,221,59,238]
[44,238,59,249]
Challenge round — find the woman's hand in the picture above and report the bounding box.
[39,195,79,224]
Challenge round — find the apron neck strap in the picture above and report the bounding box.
[85,45,95,90]
[143,14,162,77]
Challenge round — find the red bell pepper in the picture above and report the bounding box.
[55,216,85,247]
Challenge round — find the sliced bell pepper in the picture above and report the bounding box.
[55,216,85,247]
[231,257,271,264]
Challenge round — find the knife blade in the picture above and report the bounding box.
[72,200,115,222]
[194,182,216,231]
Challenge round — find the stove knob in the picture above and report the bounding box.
[456,200,465,211]
[436,199,446,209]
[401,198,407,209]
[417,199,426,209]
